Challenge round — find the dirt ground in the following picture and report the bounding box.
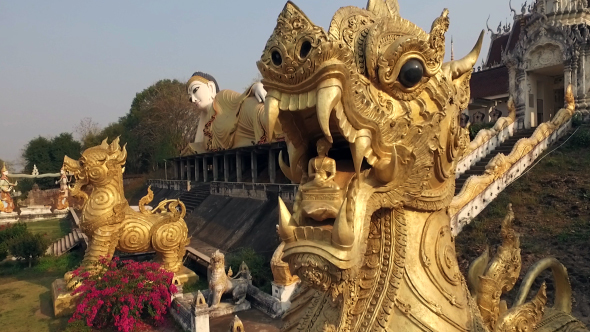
[456,128,590,325]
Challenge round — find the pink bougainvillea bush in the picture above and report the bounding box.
[69,256,177,332]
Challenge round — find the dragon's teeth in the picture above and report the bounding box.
[264,96,280,139]
[316,86,341,144]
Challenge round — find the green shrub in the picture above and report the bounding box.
[572,113,584,127]
[568,127,590,149]
[0,223,28,243]
[64,320,91,332]
[0,243,7,262]
[226,248,273,293]
[7,232,49,267]
[183,278,208,293]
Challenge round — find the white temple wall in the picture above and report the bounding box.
[525,73,538,128]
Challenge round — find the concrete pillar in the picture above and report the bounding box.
[236,153,243,182]
[213,156,219,181]
[564,65,572,96]
[180,160,185,180]
[195,157,200,182]
[269,149,276,184]
[272,281,300,312]
[224,153,230,182]
[572,57,579,103]
[202,158,208,182]
[192,291,209,332]
[578,48,586,102]
[186,159,192,182]
[516,70,527,128]
[251,151,258,183]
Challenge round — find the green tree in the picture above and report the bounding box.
[22,133,82,190]
[73,79,196,175]
[120,79,197,174]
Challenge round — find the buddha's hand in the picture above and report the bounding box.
[252,82,267,103]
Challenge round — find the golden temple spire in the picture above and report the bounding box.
[451,36,455,61]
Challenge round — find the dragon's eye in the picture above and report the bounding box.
[300,40,312,58]
[398,59,424,88]
[272,51,282,66]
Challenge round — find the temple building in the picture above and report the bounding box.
[467,0,590,128]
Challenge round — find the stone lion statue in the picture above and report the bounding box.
[207,250,251,307]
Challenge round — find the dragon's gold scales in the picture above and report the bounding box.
[62,138,189,287]
[259,0,586,331]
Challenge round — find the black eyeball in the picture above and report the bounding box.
[271,51,282,66]
[398,59,424,88]
[300,40,312,58]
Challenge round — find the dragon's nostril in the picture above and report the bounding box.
[271,51,283,66]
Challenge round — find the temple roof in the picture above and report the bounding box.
[485,19,523,68]
[470,66,509,100]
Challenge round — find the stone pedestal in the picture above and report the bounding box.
[207,300,251,318]
[20,205,53,217]
[272,281,300,311]
[51,278,80,317]
[53,209,69,216]
[193,308,210,332]
[0,212,19,223]
[174,266,199,286]
[0,211,18,222]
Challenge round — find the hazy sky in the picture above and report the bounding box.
[0,0,521,168]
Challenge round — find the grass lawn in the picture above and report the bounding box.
[27,218,72,243]
[0,252,82,332]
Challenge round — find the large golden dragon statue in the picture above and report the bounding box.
[62,138,189,283]
[259,1,587,331]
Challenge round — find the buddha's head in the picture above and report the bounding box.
[316,138,331,156]
[187,72,220,111]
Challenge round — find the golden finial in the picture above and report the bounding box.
[451,36,455,61]
[1,162,7,173]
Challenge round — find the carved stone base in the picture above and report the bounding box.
[0,212,18,223]
[19,206,53,215]
[51,278,80,317]
[207,300,251,318]
[173,266,199,286]
[53,209,69,215]
[272,281,299,312]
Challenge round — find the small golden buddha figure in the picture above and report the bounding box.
[301,138,340,191]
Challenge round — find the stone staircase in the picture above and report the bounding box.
[178,184,210,214]
[455,128,537,196]
[46,228,86,256]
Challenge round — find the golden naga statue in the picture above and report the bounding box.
[62,138,190,284]
[0,163,17,213]
[259,1,588,331]
[184,72,282,154]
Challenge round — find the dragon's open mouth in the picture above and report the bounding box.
[265,71,381,270]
